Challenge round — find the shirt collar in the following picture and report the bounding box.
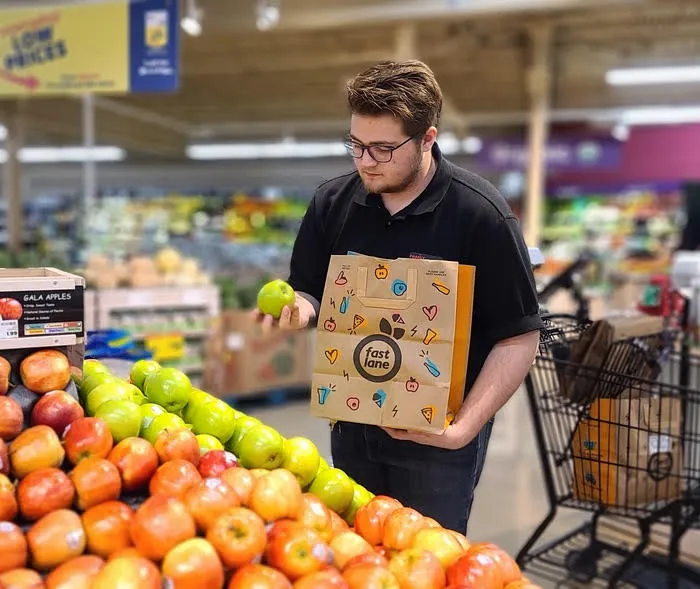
[353,142,452,215]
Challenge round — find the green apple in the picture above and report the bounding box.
[86,380,139,416]
[79,372,119,404]
[83,359,110,378]
[308,467,354,514]
[95,399,142,442]
[237,424,284,470]
[129,359,161,391]
[282,436,321,488]
[256,279,296,319]
[142,412,187,445]
[226,415,262,455]
[183,396,236,443]
[196,434,224,455]
[143,368,192,412]
[342,484,373,526]
[318,457,331,472]
[139,403,167,436]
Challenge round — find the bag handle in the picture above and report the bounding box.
[355,267,418,309]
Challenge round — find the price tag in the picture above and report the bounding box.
[0,320,19,339]
[144,333,185,362]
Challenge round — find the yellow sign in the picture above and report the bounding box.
[144,333,185,363]
[0,1,128,96]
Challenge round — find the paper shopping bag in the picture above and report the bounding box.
[310,254,475,432]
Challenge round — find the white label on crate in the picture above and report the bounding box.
[649,434,672,454]
[183,290,204,305]
[0,320,19,339]
[226,333,245,350]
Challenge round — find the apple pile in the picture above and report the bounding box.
[0,357,541,589]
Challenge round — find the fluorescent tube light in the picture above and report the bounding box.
[606,66,700,86]
[0,125,6,141]
[0,146,125,163]
[620,106,700,125]
[187,141,348,160]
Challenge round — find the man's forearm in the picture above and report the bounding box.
[455,329,540,443]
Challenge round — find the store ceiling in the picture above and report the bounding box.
[0,0,699,160]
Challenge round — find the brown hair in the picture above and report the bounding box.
[345,60,443,137]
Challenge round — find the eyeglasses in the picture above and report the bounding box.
[343,134,417,163]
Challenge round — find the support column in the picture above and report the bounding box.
[4,102,24,255]
[81,93,96,261]
[523,23,553,247]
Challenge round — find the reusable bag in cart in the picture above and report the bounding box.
[311,254,475,432]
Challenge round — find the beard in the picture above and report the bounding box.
[359,149,423,194]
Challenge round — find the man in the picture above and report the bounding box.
[255,60,542,533]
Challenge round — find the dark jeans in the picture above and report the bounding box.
[331,418,494,534]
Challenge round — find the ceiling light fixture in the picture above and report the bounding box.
[0,146,126,164]
[181,0,203,36]
[187,141,347,160]
[256,0,281,31]
[620,106,700,125]
[606,65,700,86]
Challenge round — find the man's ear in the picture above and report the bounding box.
[422,126,438,152]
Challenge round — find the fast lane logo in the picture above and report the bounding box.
[352,317,404,383]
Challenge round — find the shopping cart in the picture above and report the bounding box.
[516,309,700,588]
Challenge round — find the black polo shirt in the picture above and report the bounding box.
[288,143,543,395]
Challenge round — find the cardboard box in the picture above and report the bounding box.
[572,392,684,508]
[204,310,311,397]
[0,268,85,417]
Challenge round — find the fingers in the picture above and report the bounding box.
[279,304,303,330]
[260,313,276,334]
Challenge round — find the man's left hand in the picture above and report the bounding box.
[381,423,472,450]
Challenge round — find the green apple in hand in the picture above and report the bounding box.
[130,359,161,391]
[196,434,224,455]
[257,279,296,319]
[95,399,142,443]
[282,436,321,488]
[237,424,284,470]
[143,368,192,412]
[142,412,187,445]
[226,415,262,455]
[308,467,354,514]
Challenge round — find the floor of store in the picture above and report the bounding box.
[247,387,700,589]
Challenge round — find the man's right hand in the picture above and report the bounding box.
[251,293,317,334]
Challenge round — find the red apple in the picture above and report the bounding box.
[249,468,303,522]
[265,520,331,581]
[130,494,197,561]
[0,355,11,396]
[343,552,389,572]
[82,500,134,558]
[154,427,201,466]
[148,458,202,500]
[0,297,23,320]
[446,550,505,588]
[0,396,23,441]
[329,531,374,570]
[0,521,27,573]
[30,390,84,436]
[296,493,334,543]
[20,349,71,394]
[382,507,425,551]
[70,456,122,511]
[63,417,113,464]
[206,506,267,569]
[17,467,75,521]
[0,568,44,588]
[198,450,239,478]
[228,564,292,589]
[462,543,522,586]
[0,438,8,476]
[0,473,18,521]
[293,569,349,589]
[45,554,104,589]
[342,564,400,589]
[388,548,445,589]
[91,556,162,589]
[26,508,86,571]
[184,477,241,532]
[354,496,402,546]
[9,425,65,478]
[108,437,159,492]
[162,537,225,589]
[221,466,255,505]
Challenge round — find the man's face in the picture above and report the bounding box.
[348,114,427,194]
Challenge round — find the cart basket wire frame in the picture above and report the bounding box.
[518,313,700,587]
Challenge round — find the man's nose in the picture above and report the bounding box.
[360,150,377,166]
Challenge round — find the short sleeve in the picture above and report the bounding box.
[287,193,330,305]
[470,216,543,345]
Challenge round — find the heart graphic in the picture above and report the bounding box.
[422,305,438,321]
[325,349,340,364]
[335,271,348,286]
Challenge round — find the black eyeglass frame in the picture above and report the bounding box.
[343,134,418,163]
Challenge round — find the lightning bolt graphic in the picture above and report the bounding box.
[411,325,418,337]
[342,370,350,381]
[392,404,398,418]
[330,298,336,309]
